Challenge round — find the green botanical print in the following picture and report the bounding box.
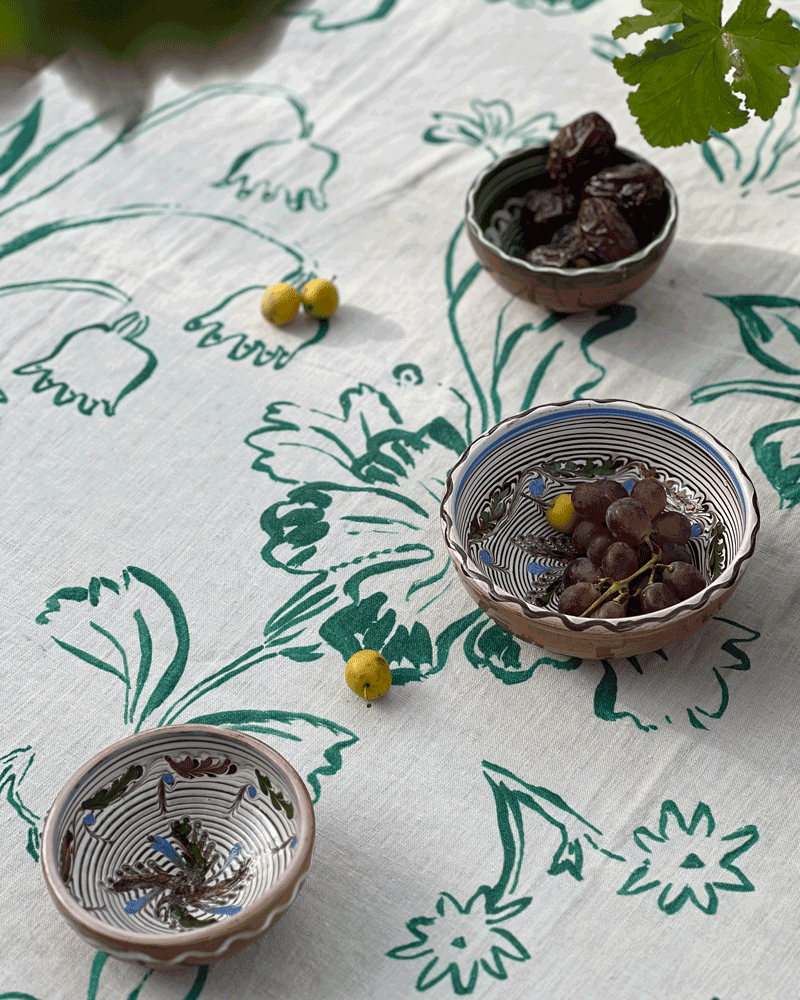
[618,800,759,915]
[1,951,208,1000]
[0,747,40,861]
[13,311,156,417]
[485,0,605,13]
[0,84,339,220]
[388,763,759,994]
[282,0,399,31]
[387,890,531,994]
[692,294,800,507]
[423,100,558,160]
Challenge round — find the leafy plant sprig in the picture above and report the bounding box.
[612,0,800,147]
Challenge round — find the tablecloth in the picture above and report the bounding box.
[2,0,800,997]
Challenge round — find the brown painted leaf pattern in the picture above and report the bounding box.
[164,754,236,778]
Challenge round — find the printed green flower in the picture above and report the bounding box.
[387,888,531,995]
[618,800,759,914]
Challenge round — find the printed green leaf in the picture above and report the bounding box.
[0,101,41,177]
[0,746,41,861]
[751,418,800,508]
[711,294,800,374]
[613,0,800,146]
[36,566,189,730]
[183,710,358,802]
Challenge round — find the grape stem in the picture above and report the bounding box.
[583,537,662,617]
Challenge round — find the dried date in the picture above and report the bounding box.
[520,186,577,244]
[582,162,664,212]
[547,112,616,187]
[576,197,638,264]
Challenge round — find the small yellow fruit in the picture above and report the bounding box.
[345,649,392,703]
[546,493,579,533]
[300,278,338,319]
[261,283,301,325]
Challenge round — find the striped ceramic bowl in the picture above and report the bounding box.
[440,399,759,659]
[41,725,314,968]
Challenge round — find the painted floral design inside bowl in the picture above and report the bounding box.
[42,725,314,966]
[440,399,759,657]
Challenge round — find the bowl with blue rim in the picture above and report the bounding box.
[440,399,759,659]
[41,724,314,968]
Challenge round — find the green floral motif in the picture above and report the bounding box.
[423,99,558,159]
[618,801,759,914]
[386,889,531,995]
[13,311,156,417]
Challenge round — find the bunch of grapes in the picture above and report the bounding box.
[554,475,707,619]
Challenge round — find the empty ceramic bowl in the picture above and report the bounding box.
[465,144,678,313]
[41,724,314,968]
[440,399,759,659]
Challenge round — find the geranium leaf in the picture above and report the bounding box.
[612,0,800,146]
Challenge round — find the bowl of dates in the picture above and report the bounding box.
[440,399,759,658]
[465,111,678,313]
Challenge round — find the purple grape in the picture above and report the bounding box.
[571,482,606,522]
[564,557,600,587]
[662,561,706,600]
[630,478,667,519]
[640,582,679,613]
[601,541,639,581]
[586,529,613,566]
[652,511,692,546]
[605,498,653,547]
[593,600,626,619]
[559,582,602,616]
[572,519,603,554]
[597,478,627,505]
[657,542,692,565]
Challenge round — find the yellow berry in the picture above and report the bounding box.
[261,283,300,325]
[546,493,579,533]
[345,649,392,703]
[300,278,338,319]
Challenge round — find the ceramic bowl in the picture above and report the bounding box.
[465,144,678,313]
[41,724,314,968]
[440,399,759,659]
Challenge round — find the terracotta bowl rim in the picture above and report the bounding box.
[41,723,315,963]
[440,398,760,635]
[464,143,679,276]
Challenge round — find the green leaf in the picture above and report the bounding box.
[751,418,800,508]
[613,0,800,146]
[613,0,686,39]
[723,0,800,121]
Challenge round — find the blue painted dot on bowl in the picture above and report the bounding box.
[691,524,702,537]
[162,774,174,785]
[290,837,297,849]
[528,477,544,497]
[84,814,95,826]
[623,480,635,494]
[527,561,548,575]
[248,786,257,798]
[479,550,492,564]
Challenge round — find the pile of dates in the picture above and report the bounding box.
[555,476,707,619]
[518,112,666,268]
